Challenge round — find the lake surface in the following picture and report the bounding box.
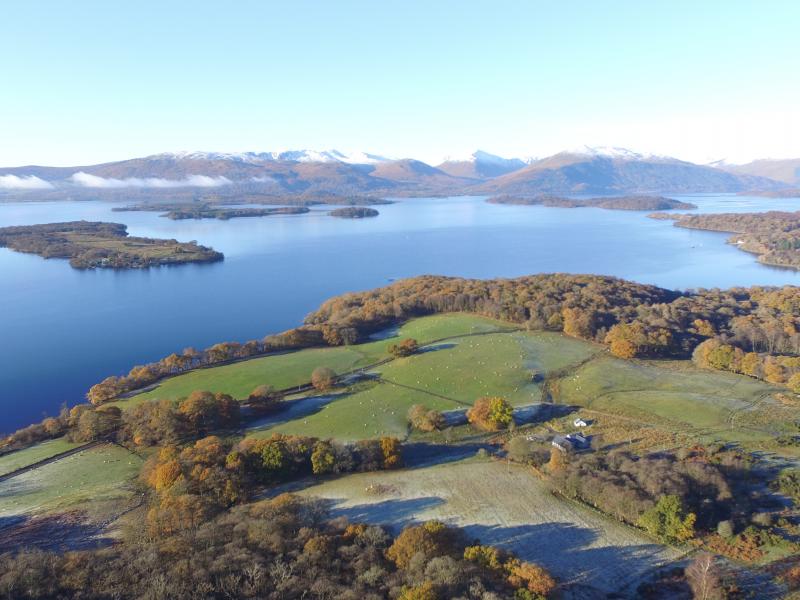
[2,193,800,431]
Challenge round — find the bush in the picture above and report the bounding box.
[716,519,734,538]
[775,469,800,504]
[751,512,773,527]
[311,367,337,391]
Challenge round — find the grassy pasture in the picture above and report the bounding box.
[253,330,599,441]
[0,438,81,477]
[295,458,679,595]
[555,356,784,447]
[118,313,511,408]
[0,444,143,518]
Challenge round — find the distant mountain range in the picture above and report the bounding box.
[712,158,800,186]
[0,147,793,198]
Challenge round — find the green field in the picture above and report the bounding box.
[0,438,81,476]
[253,329,599,441]
[116,313,513,408]
[0,444,143,517]
[556,356,784,444]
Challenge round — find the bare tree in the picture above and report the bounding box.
[685,553,724,600]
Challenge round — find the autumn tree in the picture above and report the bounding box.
[311,367,337,391]
[386,521,463,568]
[247,384,281,414]
[177,390,240,434]
[311,440,336,474]
[119,399,184,447]
[380,437,403,469]
[71,405,122,442]
[467,396,514,431]
[561,307,596,340]
[407,404,445,432]
[506,559,556,597]
[638,495,696,544]
[388,338,419,358]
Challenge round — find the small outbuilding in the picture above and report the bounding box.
[573,417,588,428]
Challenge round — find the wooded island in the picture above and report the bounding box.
[0,221,223,269]
[488,194,697,211]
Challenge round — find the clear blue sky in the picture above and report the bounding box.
[1,0,799,166]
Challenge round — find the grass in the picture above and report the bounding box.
[252,330,599,441]
[0,438,81,477]
[294,458,679,594]
[0,444,143,518]
[116,313,513,408]
[555,356,784,447]
[378,331,598,407]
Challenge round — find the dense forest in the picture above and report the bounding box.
[329,207,380,218]
[0,221,223,269]
[651,210,800,269]
[487,195,697,211]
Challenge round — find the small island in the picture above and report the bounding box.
[650,210,800,269]
[162,206,309,220]
[113,203,310,220]
[0,221,223,269]
[738,189,800,198]
[488,194,697,211]
[329,206,380,218]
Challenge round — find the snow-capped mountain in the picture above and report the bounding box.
[558,145,677,162]
[153,149,391,165]
[0,146,789,195]
[437,150,531,179]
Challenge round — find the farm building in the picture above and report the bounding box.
[573,417,588,428]
[552,432,590,453]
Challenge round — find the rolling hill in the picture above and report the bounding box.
[475,151,785,195]
[717,158,800,186]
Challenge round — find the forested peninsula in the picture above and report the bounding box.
[0,221,223,269]
[488,194,697,211]
[42,273,800,410]
[651,210,800,269]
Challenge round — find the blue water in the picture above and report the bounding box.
[1,193,799,432]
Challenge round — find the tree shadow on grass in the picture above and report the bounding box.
[327,496,446,531]
[418,343,457,354]
[402,442,493,468]
[0,512,113,553]
[465,522,672,590]
[246,393,344,430]
[317,496,677,597]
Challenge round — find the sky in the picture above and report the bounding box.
[1,0,799,167]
